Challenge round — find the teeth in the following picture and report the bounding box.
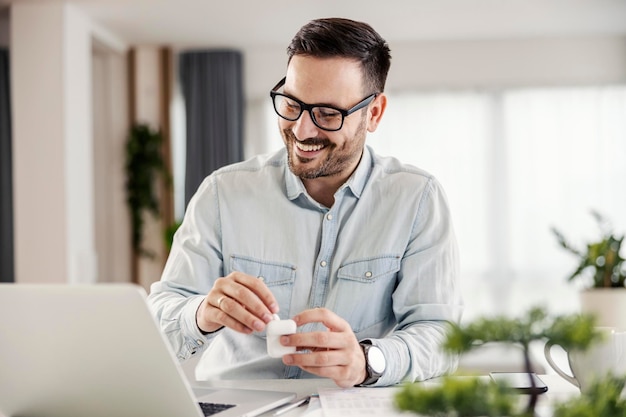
[296,142,324,152]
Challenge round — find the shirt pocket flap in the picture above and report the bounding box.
[230,255,296,286]
[337,256,401,283]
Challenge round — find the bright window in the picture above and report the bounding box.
[371,86,626,321]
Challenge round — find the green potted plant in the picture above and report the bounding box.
[551,210,626,330]
[394,307,625,417]
[125,123,171,283]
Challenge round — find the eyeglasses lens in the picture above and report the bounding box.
[273,94,343,131]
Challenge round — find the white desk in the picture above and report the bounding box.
[192,374,580,416]
[0,375,579,417]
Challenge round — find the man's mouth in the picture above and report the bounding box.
[295,140,325,152]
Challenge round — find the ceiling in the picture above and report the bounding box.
[3,0,626,49]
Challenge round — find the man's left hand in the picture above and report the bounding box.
[280,308,366,388]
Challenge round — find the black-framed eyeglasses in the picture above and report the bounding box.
[270,77,378,132]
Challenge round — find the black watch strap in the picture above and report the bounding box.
[358,342,385,386]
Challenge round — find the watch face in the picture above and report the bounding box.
[367,346,386,374]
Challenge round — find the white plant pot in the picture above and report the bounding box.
[579,288,626,331]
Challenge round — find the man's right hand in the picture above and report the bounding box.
[195,271,279,334]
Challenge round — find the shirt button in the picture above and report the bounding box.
[197,339,204,346]
[365,271,373,278]
[320,261,327,267]
[258,276,265,282]
[326,214,333,221]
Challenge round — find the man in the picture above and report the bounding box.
[148,17,462,388]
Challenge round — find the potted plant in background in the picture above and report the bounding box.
[551,210,626,330]
[125,123,172,284]
[393,307,626,417]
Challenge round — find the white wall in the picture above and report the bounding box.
[387,37,626,91]
[92,42,131,285]
[64,4,96,284]
[242,37,626,103]
[9,1,171,287]
[11,2,94,283]
[10,2,128,284]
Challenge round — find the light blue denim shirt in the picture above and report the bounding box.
[148,145,463,386]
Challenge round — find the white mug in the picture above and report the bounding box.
[544,327,626,393]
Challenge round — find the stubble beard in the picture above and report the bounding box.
[282,116,368,180]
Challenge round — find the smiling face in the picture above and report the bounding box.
[278,55,386,186]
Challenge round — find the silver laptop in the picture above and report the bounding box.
[0,283,295,417]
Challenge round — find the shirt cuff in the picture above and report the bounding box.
[360,337,410,387]
[177,296,212,360]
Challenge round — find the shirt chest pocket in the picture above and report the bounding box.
[334,256,401,333]
[229,255,296,332]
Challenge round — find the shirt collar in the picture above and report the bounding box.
[285,146,373,201]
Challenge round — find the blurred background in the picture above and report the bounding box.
[1,0,626,327]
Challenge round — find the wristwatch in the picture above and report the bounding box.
[358,342,386,386]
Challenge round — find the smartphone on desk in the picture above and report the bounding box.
[489,372,548,394]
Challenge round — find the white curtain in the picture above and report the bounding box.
[372,86,626,321]
[369,92,493,276]
[254,85,626,322]
[505,87,626,274]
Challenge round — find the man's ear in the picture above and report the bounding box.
[367,93,387,133]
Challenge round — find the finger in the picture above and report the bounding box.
[281,331,349,351]
[288,359,357,388]
[231,272,280,313]
[213,276,274,325]
[220,273,279,319]
[293,308,350,332]
[216,295,268,333]
[283,349,349,368]
[196,296,253,334]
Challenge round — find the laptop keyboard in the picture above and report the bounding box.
[198,402,236,416]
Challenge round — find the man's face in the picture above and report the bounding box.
[278,55,383,181]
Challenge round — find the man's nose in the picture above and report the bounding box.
[291,110,319,140]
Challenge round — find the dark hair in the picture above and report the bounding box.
[287,18,391,94]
